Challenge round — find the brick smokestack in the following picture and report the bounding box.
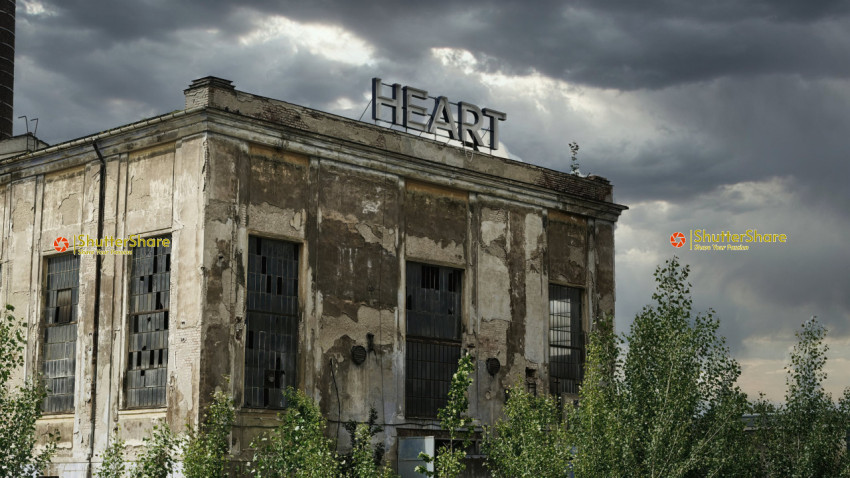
[0,0,13,139]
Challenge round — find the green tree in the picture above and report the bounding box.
[341,407,396,478]
[0,304,57,478]
[96,428,127,478]
[569,258,752,478]
[129,421,177,478]
[416,352,475,478]
[182,388,236,478]
[482,384,572,478]
[751,318,850,477]
[349,423,396,478]
[249,387,339,478]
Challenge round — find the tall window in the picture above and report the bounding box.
[126,237,171,408]
[43,254,80,413]
[548,284,584,396]
[244,237,299,409]
[405,262,462,418]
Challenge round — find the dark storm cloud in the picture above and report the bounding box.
[232,0,850,89]
[24,0,850,95]
[15,2,386,143]
[17,0,850,210]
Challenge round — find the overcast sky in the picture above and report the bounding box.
[14,0,850,402]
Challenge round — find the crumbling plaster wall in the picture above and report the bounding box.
[198,130,615,471]
[474,199,549,424]
[0,100,619,477]
[92,136,207,475]
[0,160,103,474]
[0,134,208,477]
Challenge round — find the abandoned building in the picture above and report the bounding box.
[0,76,625,476]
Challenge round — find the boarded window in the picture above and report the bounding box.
[548,284,584,396]
[244,237,299,409]
[126,237,170,408]
[43,254,80,413]
[405,262,462,418]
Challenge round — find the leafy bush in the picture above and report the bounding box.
[96,428,126,478]
[129,421,177,478]
[182,388,236,478]
[751,318,850,477]
[416,352,474,478]
[568,258,751,478]
[483,385,571,478]
[340,407,395,478]
[0,304,57,478]
[249,388,339,478]
[349,423,396,478]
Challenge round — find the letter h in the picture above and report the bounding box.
[372,78,402,124]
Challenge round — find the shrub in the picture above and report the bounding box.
[483,385,571,478]
[341,407,395,478]
[129,421,177,478]
[416,352,475,478]
[249,388,339,478]
[96,428,126,478]
[182,388,236,478]
[0,304,57,478]
[568,258,751,478]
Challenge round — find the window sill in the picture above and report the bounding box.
[118,407,167,418]
[38,413,75,422]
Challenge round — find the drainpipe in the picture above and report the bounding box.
[87,141,106,477]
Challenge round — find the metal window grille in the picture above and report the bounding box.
[405,262,462,418]
[126,237,170,408]
[548,284,584,396]
[43,254,80,413]
[244,236,299,409]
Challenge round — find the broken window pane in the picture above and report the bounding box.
[405,262,462,418]
[126,237,170,408]
[548,284,583,396]
[43,254,80,413]
[244,236,299,409]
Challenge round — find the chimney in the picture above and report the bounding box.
[0,0,13,139]
[184,76,236,110]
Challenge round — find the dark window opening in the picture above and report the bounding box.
[548,284,584,397]
[405,262,463,418]
[245,236,299,409]
[420,265,440,290]
[447,270,461,293]
[126,237,171,408]
[43,254,80,413]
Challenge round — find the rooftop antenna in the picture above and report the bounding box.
[17,115,37,136]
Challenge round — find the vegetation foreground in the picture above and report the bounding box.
[2,258,849,477]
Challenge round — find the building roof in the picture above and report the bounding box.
[0,77,627,220]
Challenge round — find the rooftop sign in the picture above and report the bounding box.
[371,78,507,150]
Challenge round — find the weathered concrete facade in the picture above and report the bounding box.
[0,77,625,476]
